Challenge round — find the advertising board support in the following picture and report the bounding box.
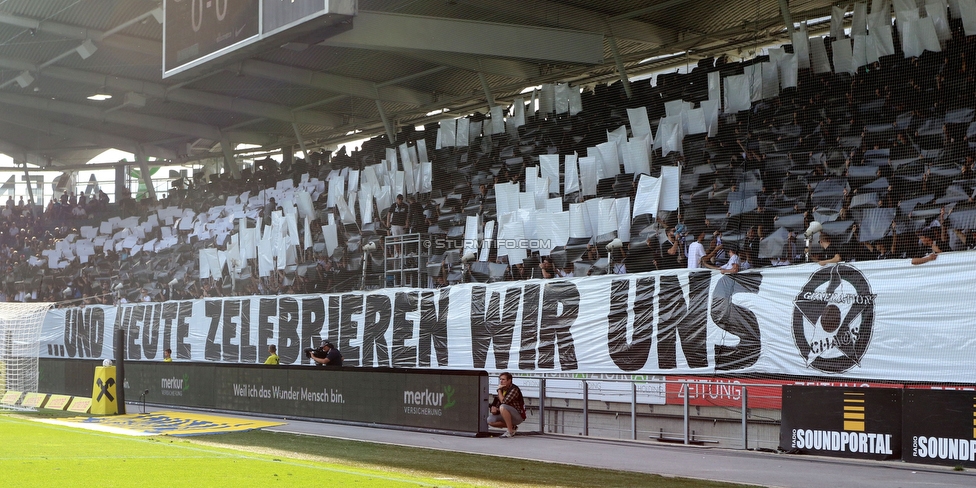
[582,380,588,436]
[538,377,546,434]
[631,382,637,440]
[741,388,749,449]
[113,327,126,415]
[683,382,690,445]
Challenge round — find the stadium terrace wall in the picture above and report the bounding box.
[39,251,976,383]
[38,358,490,435]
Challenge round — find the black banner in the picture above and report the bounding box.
[39,358,98,398]
[903,389,976,467]
[780,386,902,460]
[40,358,489,435]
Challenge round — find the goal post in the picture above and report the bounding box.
[0,302,55,402]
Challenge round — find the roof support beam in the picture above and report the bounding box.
[0,10,161,56]
[0,90,218,137]
[0,92,274,146]
[219,132,242,180]
[22,165,36,206]
[321,11,604,64]
[454,0,681,46]
[0,108,177,161]
[30,64,343,128]
[625,6,833,65]
[237,59,434,107]
[393,50,539,80]
[292,123,310,161]
[374,100,396,145]
[0,10,152,42]
[609,0,700,22]
[607,37,632,99]
[0,54,342,128]
[478,73,495,108]
[134,148,157,202]
[0,11,433,108]
[0,136,52,167]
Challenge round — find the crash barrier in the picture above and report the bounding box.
[515,375,782,449]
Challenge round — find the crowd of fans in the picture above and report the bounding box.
[2,14,976,306]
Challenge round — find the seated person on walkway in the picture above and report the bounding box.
[487,372,526,438]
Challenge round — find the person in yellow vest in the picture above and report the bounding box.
[265,345,279,365]
[163,349,173,362]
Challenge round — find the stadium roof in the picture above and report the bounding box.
[0,0,838,169]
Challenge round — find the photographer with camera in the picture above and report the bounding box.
[305,340,343,367]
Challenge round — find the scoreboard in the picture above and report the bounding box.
[264,0,335,35]
[164,0,260,74]
[163,0,357,78]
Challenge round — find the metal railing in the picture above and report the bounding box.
[505,376,782,450]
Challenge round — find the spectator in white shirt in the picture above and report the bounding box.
[686,229,708,269]
[706,244,740,274]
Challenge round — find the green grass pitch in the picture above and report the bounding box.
[0,413,757,487]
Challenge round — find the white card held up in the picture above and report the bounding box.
[615,198,632,242]
[633,174,662,219]
[596,141,620,178]
[321,224,338,257]
[597,198,618,236]
[627,107,653,140]
[659,166,682,212]
[564,153,580,194]
[416,138,429,163]
[578,157,599,196]
[540,154,560,194]
[456,117,470,147]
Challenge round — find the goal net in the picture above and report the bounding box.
[0,302,55,406]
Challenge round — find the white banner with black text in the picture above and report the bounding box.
[39,251,976,383]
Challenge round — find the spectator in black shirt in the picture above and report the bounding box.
[952,228,976,250]
[407,195,425,234]
[387,194,408,236]
[874,236,895,260]
[386,194,409,257]
[653,228,682,270]
[817,234,844,266]
[910,227,944,265]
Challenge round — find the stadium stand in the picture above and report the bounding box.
[3,8,976,306]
